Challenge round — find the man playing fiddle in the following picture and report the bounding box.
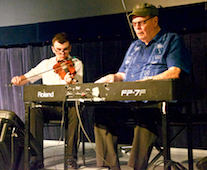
[11,32,83,169]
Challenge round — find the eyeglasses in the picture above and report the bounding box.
[131,17,154,27]
[54,47,70,54]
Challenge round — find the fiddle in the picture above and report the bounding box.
[53,59,76,80]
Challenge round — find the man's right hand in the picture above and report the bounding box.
[94,74,115,83]
[11,76,22,85]
[94,72,125,83]
[11,75,28,86]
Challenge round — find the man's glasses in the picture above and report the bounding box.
[131,17,154,27]
[54,47,70,54]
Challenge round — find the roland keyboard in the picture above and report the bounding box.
[23,79,193,102]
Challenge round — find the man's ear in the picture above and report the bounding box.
[153,16,159,26]
[51,46,56,54]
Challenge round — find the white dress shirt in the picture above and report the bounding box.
[24,55,83,85]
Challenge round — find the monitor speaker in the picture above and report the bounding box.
[0,110,40,170]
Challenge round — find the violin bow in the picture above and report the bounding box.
[9,60,74,86]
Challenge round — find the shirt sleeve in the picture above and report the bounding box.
[73,57,83,83]
[24,60,46,83]
[166,35,192,74]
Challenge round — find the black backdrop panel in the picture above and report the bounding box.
[0,24,38,46]
[159,2,207,34]
[0,2,206,46]
[37,13,132,43]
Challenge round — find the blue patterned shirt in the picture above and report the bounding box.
[118,29,191,82]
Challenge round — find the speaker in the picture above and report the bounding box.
[0,110,40,170]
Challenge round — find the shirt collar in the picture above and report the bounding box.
[145,28,166,47]
[152,28,166,42]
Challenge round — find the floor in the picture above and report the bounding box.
[42,140,207,170]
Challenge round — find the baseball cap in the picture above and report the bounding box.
[128,3,158,21]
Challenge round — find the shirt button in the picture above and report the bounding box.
[143,58,145,60]
[137,65,139,67]
[131,75,134,77]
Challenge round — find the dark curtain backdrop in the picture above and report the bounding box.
[0,33,206,148]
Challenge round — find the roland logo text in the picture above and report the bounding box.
[37,91,54,98]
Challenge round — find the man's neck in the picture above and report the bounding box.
[144,26,161,45]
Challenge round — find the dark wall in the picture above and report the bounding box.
[0,2,206,46]
[158,2,207,34]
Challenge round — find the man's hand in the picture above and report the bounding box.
[11,75,28,86]
[64,72,76,84]
[95,72,125,83]
[94,74,115,83]
[11,76,22,85]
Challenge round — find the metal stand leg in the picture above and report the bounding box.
[186,102,193,170]
[161,101,194,170]
[24,102,31,170]
[162,101,171,170]
[64,102,69,170]
[81,129,85,166]
[81,104,85,166]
